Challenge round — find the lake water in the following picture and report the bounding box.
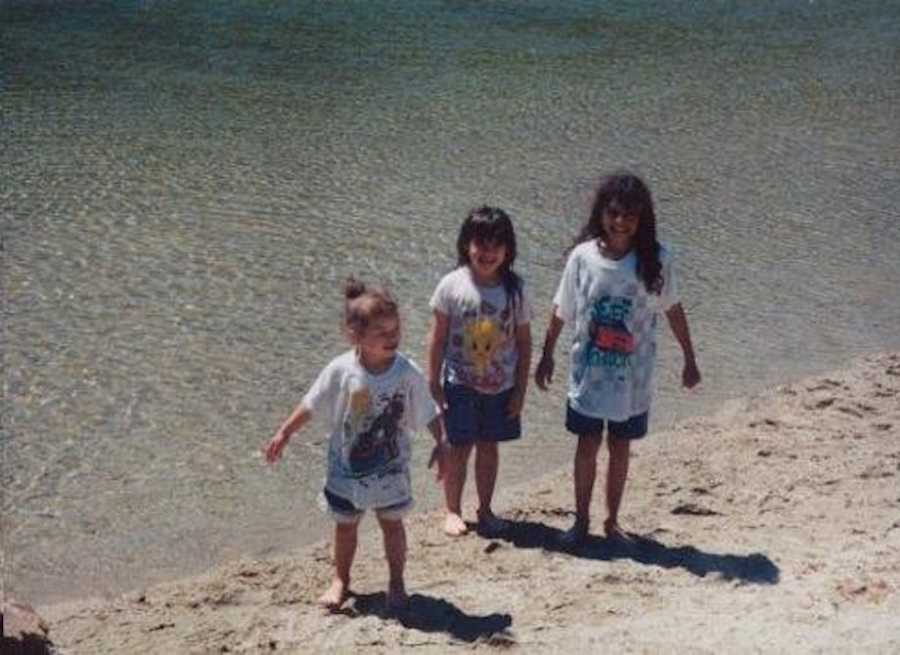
[3,0,899,605]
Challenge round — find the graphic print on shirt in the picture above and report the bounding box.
[450,300,510,392]
[576,295,634,382]
[344,387,405,478]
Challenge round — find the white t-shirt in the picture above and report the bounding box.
[429,266,533,394]
[553,241,679,421]
[301,350,438,509]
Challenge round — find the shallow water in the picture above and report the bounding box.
[3,0,899,605]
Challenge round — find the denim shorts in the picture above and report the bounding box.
[443,383,521,446]
[565,403,649,440]
[321,487,413,524]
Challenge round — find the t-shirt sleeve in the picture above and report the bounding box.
[553,251,578,323]
[301,360,339,415]
[658,247,680,311]
[514,281,534,325]
[428,274,451,315]
[406,361,439,432]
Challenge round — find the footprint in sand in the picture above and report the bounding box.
[835,578,892,604]
[806,397,836,410]
[807,379,842,392]
[671,502,721,516]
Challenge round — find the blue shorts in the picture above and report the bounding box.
[443,383,521,446]
[565,404,649,440]
[321,487,413,524]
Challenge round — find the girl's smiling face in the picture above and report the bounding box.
[600,206,639,258]
[356,314,401,373]
[467,238,507,285]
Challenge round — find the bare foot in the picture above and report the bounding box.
[318,578,350,611]
[444,512,468,536]
[387,580,409,610]
[603,518,633,543]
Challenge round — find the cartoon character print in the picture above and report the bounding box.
[464,318,506,376]
[580,295,634,376]
[347,387,371,436]
[346,389,405,477]
[454,300,510,391]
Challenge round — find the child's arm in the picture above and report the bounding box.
[265,403,312,463]
[426,309,450,411]
[425,415,447,481]
[507,322,532,417]
[664,303,701,389]
[535,309,564,390]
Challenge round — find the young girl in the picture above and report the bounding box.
[265,277,446,611]
[535,172,701,545]
[427,206,533,537]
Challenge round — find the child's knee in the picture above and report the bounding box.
[606,436,630,456]
[475,440,499,456]
[577,433,602,456]
[450,442,474,463]
[378,516,406,538]
[335,521,360,539]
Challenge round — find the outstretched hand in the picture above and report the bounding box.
[682,360,701,389]
[264,432,289,463]
[535,354,554,390]
[506,386,525,417]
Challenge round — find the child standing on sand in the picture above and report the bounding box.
[265,278,446,611]
[427,206,533,537]
[535,172,701,545]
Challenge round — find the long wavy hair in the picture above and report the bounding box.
[456,205,523,308]
[573,172,663,294]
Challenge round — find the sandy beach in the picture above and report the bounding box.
[5,351,899,654]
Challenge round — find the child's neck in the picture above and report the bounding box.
[469,267,502,287]
[598,239,633,260]
[357,348,395,375]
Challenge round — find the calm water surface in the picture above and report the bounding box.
[3,0,899,604]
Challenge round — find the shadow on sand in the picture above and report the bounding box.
[343,592,513,644]
[488,518,780,585]
[0,634,58,655]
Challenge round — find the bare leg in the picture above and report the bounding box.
[561,433,601,544]
[604,435,631,539]
[443,443,473,536]
[474,441,499,519]
[475,441,510,535]
[319,521,358,610]
[379,517,408,608]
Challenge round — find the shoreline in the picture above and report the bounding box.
[11,352,900,653]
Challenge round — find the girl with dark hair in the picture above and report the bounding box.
[427,206,533,537]
[265,277,446,611]
[536,172,701,546]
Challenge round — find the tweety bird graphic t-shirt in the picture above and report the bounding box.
[430,267,532,394]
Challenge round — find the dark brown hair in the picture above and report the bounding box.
[456,205,523,307]
[573,172,663,294]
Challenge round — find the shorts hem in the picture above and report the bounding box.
[321,488,414,523]
[565,404,649,440]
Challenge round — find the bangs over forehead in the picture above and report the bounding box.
[604,180,650,215]
[466,214,514,245]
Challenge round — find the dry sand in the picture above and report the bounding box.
[8,352,900,654]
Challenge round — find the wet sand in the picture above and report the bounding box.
[12,352,900,653]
